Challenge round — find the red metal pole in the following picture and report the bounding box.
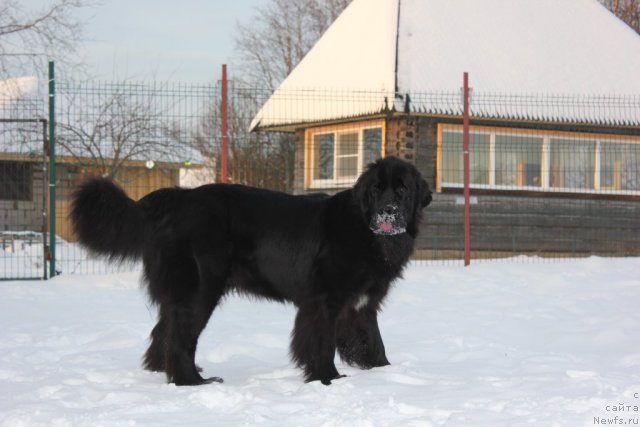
[220,64,229,184]
[463,72,471,266]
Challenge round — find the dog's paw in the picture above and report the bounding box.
[203,376,224,384]
[315,373,347,386]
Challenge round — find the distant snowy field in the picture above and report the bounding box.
[1,257,639,427]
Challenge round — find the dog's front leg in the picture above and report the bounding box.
[336,304,390,369]
[290,301,345,385]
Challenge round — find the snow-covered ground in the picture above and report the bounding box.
[1,257,639,426]
[1,234,138,279]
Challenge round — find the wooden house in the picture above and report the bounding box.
[0,152,198,242]
[251,0,640,257]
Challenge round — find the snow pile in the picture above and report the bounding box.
[1,257,639,426]
[0,76,37,107]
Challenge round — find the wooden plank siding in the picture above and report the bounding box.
[418,193,640,257]
[55,164,179,242]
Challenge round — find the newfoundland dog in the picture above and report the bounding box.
[71,156,432,385]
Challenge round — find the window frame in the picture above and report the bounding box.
[305,120,385,189]
[437,124,640,196]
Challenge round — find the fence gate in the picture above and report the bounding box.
[0,119,48,280]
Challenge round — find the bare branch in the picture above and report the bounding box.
[0,0,93,78]
[234,0,351,89]
[55,80,196,179]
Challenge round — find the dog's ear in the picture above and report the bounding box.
[353,169,371,211]
[353,161,377,215]
[419,178,432,208]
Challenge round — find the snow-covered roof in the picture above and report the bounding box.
[0,76,37,107]
[251,0,640,130]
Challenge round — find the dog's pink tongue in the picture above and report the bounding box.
[380,222,393,232]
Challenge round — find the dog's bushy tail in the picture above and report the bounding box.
[70,177,146,262]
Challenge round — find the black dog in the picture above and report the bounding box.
[71,156,432,385]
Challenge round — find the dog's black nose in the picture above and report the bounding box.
[381,205,397,215]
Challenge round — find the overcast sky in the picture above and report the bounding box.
[69,0,263,82]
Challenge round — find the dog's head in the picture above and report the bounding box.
[353,156,432,236]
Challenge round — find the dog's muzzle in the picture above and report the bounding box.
[371,204,406,236]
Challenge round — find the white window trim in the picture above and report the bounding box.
[542,136,550,189]
[309,125,383,190]
[595,140,602,191]
[440,127,640,196]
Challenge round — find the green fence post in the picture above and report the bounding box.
[48,61,56,278]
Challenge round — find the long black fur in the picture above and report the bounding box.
[70,156,432,385]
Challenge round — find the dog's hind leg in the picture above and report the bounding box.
[148,250,225,386]
[143,310,167,372]
[145,306,207,374]
[164,295,222,386]
[336,305,390,369]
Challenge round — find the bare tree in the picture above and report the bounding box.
[178,85,296,191]
[223,89,297,191]
[0,0,91,79]
[56,83,188,179]
[229,0,350,191]
[600,0,640,33]
[234,0,351,90]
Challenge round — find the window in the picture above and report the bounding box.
[312,133,334,180]
[363,128,382,167]
[550,138,596,190]
[308,122,384,188]
[495,135,543,188]
[441,132,490,185]
[439,125,640,195]
[600,141,640,191]
[336,132,358,179]
[0,161,32,201]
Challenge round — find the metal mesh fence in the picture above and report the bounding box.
[1,78,639,278]
[53,80,218,274]
[0,81,48,279]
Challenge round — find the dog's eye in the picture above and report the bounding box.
[397,184,407,194]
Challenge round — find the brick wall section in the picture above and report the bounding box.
[386,117,438,188]
[414,119,438,189]
[0,163,45,232]
[384,118,404,159]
